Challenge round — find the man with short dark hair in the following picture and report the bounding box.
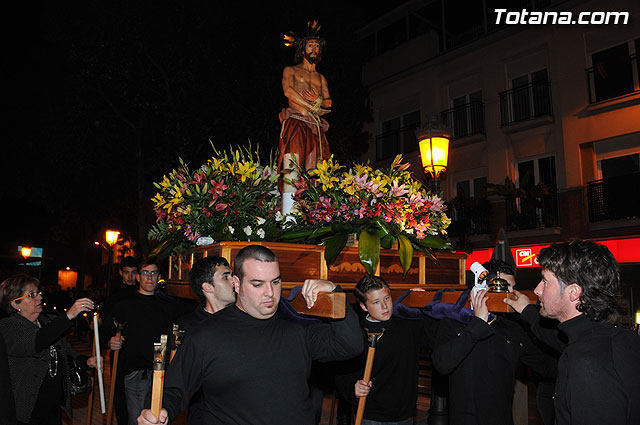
[176,256,235,425]
[101,256,140,325]
[178,256,234,330]
[105,260,185,425]
[100,255,139,425]
[505,239,640,425]
[138,245,363,425]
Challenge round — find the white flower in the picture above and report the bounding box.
[243,225,252,236]
[256,217,266,226]
[228,226,235,234]
[275,211,283,222]
[256,228,265,239]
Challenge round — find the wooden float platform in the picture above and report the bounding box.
[163,241,533,316]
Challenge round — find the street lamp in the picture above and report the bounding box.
[416,115,451,425]
[106,230,119,247]
[21,247,31,266]
[105,230,120,297]
[416,113,451,194]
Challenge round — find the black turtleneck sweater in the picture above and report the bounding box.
[163,291,362,425]
[103,292,185,375]
[522,306,640,425]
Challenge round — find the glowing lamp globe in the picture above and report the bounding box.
[105,230,120,247]
[418,136,449,178]
[21,247,32,259]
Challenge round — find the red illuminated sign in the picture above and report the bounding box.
[515,248,540,267]
[465,237,640,270]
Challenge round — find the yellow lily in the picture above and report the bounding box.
[151,193,166,207]
[159,175,171,190]
[235,161,257,182]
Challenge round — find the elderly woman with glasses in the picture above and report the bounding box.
[0,274,99,425]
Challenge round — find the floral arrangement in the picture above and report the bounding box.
[148,145,282,259]
[281,154,451,275]
[148,146,451,275]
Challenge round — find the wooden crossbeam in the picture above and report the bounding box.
[284,289,535,318]
[286,292,346,319]
[398,290,536,313]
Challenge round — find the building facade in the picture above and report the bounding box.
[358,0,640,319]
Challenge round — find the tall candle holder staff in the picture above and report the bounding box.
[354,328,384,425]
[151,335,168,417]
[92,312,106,414]
[106,321,126,425]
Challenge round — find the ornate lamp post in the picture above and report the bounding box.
[415,113,451,194]
[416,114,451,425]
[105,230,119,297]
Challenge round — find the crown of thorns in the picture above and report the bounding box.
[283,20,323,48]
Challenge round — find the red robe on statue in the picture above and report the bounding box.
[278,107,330,174]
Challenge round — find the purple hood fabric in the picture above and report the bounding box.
[393,289,495,324]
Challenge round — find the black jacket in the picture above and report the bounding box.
[0,313,85,423]
[432,316,557,425]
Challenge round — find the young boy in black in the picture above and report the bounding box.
[344,275,437,425]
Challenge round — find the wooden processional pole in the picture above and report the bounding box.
[354,329,384,425]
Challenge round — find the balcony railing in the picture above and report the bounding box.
[440,101,485,139]
[587,173,640,222]
[505,188,559,231]
[499,80,553,126]
[586,54,638,104]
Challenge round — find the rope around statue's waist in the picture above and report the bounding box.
[285,112,322,127]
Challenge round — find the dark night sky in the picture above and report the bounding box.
[2,1,399,272]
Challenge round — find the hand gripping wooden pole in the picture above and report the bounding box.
[355,328,385,425]
[106,321,125,425]
[151,335,168,417]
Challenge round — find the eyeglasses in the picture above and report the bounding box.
[140,270,159,277]
[13,291,42,302]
